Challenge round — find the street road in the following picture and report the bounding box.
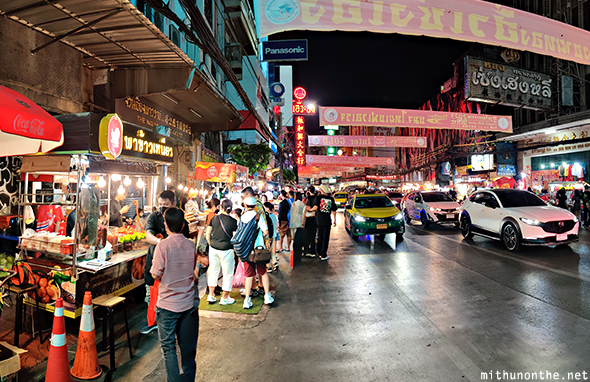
[118,211,590,382]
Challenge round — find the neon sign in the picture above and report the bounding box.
[295,115,306,166]
[293,87,307,100]
[292,99,316,115]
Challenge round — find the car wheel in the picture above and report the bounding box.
[396,233,404,242]
[420,211,430,228]
[460,216,474,239]
[502,222,521,251]
[404,209,411,224]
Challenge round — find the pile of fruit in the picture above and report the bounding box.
[32,273,61,304]
[114,227,146,244]
[0,253,15,277]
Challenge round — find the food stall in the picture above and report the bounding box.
[187,162,249,211]
[17,113,174,318]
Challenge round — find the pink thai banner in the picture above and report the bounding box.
[320,107,512,133]
[306,155,395,166]
[256,0,590,65]
[308,135,426,148]
[299,165,357,172]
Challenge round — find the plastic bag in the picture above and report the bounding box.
[232,261,245,288]
[24,205,35,225]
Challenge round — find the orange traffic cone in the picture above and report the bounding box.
[46,298,72,382]
[71,291,102,379]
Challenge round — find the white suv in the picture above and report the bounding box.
[460,189,579,251]
[402,191,461,228]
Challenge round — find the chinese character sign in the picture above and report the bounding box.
[295,116,306,166]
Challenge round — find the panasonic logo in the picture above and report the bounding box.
[265,46,305,55]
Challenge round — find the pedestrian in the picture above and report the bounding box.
[264,202,279,272]
[205,197,220,225]
[556,187,568,209]
[240,197,274,309]
[142,190,194,335]
[150,207,200,382]
[290,192,307,266]
[310,185,337,261]
[277,190,292,252]
[304,186,318,257]
[572,189,583,223]
[583,185,590,227]
[231,208,243,220]
[205,199,238,305]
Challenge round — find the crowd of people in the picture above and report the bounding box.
[134,184,340,381]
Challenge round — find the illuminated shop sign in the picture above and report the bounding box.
[292,99,316,115]
[121,128,174,163]
[295,116,306,166]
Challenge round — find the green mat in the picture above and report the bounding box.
[198,290,264,314]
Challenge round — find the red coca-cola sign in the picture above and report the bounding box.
[99,114,124,159]
[0,86,62,142]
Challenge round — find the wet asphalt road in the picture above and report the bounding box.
[118,210,590,382]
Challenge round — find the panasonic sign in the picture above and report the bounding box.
[262,40,308,62]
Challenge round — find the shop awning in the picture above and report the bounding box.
[0,86,64,156]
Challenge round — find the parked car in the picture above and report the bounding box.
[460,189,579,251]
[333,192,349,208]
[345,194,405,241]
[402,191,461,228]
[387,192,404,206]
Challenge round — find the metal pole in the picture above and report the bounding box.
[73,155,82,279]
[107,175,111,224]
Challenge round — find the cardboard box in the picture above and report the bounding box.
[0,341,27,378]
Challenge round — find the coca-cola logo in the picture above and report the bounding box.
[13,114,45,137]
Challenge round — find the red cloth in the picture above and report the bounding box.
[36,205,64,233]
[147,280,160,327]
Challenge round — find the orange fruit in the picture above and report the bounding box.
[37,287,47,298]
[42,295,50,303]
[47,287,55,298]
[38,278,48,288]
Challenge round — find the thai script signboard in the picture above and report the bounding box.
[307,135,426,148]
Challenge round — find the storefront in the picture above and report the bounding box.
[16,113,175,318]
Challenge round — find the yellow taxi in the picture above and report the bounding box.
[333,192,349,208]
[344,193,405,241]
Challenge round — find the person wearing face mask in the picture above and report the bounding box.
[141,190,197,335]
[205,198,221,225]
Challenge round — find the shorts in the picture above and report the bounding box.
[278,221,291,239]
[243,261,267,277]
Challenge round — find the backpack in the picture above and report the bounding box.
[231,215,260,262]
[11,261,35,288]
[263,211,274,235]
[286,199,293,222]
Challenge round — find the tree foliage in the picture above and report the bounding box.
[283,169,296,183]
[228,143,272,175]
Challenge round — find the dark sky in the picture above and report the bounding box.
[272,31,474,133]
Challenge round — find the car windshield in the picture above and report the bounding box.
[388,193,403,198]
[494,191,547,207]
[335,193,347,198]
[422,193,453,202]
[354,196,393,209]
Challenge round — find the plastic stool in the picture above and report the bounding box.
[93,294,134,371]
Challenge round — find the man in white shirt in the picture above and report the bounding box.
[290,192,306,266]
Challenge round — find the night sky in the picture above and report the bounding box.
[272,31,474,133]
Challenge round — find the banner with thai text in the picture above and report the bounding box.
[308,135,426,148]
[188,162,248,183]
[299,165,357,172]
[306,155,395,166]
[320,106,512,132]
[255,0,590,66]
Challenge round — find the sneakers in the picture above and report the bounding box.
[304,253,316,258]
[206,294,216,304]
[243,297,253,309]
[140,324,158,335]
[266,266,273,273]
[264,293,274,305]
[251,288,264,298]
[319,255,330,261]
[220,297,235,305]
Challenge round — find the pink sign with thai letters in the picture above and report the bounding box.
[257,0,590,66]
[307,135,426,148]
[306,155,395,166]
[320,107,512,133]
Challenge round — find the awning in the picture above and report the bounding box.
[0,86,64,156]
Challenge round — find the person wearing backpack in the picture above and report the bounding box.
[205,199,237,305]
[237,197,274,309]
[264,202,279,272]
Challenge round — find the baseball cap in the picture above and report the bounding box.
[243,196,257,206]
[319,185,330,194]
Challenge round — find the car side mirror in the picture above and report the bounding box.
[345,205,352,210]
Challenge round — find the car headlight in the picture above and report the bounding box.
[574,215,579,223]
[455,207,461,210]
[429,207,441,212]
[394,213,403,220]
[429,207,435,212]
[520,217,542,226]
[354,215,366,222]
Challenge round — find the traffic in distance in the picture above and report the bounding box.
[337,185,580,252]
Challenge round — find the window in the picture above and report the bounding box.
[470,193,484,204]
[494,190,546,207]
[354,197,393,209]
[408,194,415,201]
[204,0,214,31]
[422,192,453,202]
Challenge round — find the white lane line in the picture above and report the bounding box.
[412,230,590,283]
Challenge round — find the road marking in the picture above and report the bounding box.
[408,229,590,283]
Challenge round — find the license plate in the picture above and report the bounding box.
[376,224,388,229]
[446,214,455,219]
[556,233,568,241]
